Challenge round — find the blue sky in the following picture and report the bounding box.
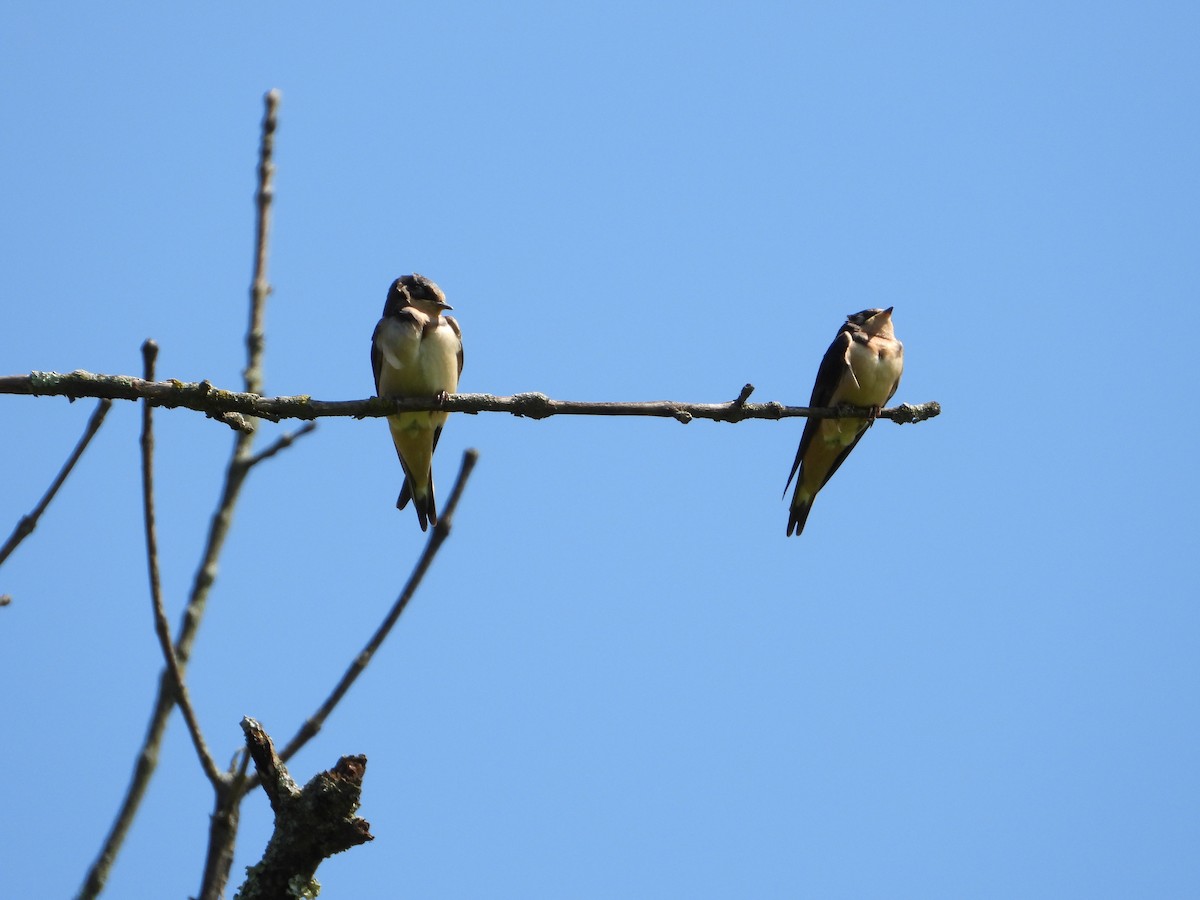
[2,2,1198,897]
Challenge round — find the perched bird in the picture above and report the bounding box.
[371,274,464,531]
[784,307,904,537]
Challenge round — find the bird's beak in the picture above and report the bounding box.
[437,301,453,311]
[882,306,894,317]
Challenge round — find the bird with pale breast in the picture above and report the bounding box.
[784,307,903,537]
[371,274,463,532]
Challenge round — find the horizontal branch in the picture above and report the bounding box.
[0,371,941,425]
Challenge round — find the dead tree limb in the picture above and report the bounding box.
[235,718,372,900]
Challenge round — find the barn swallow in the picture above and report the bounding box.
[783,307,903,537]
[371,274,464,531]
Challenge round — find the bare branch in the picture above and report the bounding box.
[268,448,480,769]
[245,422,317,469]
[197,753,251,900]
[138,340,224,788]
[245,88,279,399]
[78,89,284,900]
[0,398,111,571]
[236,718,372,900]
[0,372,942,426]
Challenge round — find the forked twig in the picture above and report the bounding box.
[78,89,284,900]
[138,340,224,787]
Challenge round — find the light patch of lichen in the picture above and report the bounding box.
[288,873,320,898]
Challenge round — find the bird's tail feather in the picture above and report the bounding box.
[396,476,437,532]
[787,498,813,537]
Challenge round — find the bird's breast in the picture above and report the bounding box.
[375,317,460,397]
[843,338,904,406]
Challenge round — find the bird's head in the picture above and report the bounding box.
[846,307,895,338]
[384,273,453,317]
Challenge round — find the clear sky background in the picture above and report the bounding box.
[2,2,1198,898]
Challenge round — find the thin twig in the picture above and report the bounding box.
[138,340,224,788]
[193,87,280,900]
[0,373,943,426]
[245,88,279,399]
[259,449,480,774]
[0,398,111,570]
[245,422,317,468]
[196,752,251,900]
[78,89,283,900]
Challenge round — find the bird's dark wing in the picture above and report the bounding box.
[447,315,464,377]
[370,320,384,394]
[807,326,854,408]
[782,327,853,496]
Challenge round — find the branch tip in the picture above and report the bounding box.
[0,397,113,570]
[269,447,480,768]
